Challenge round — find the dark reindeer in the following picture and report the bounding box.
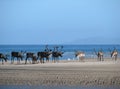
[37,45,52,63]
[75,51,85,62]
[0,53,8,64]
[11,51,25,64]
[45,51,52,62]
[37,52,46,63]
[44,45,52,62]
[32,55,37,64]
[52,46,64,63]
[25,52,37,64]
[109,48,118,61]
[37,51,52,63]
[94,48,104,61]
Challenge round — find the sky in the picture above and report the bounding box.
[0,0,120,45]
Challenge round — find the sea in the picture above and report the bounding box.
[0,44,120,60]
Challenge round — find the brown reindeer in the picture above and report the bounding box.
[37,52,45,63]
[94,49,104,61]
[32,55,37,64]
[25,52,35,64]
[11,51,25,64]
[52,51,63,62]
[52,46,64,63]
[75,51,85,62]
[37,51,52,63]
[109,48,118,61]
[0,53,8,64]
[37,45,52,63]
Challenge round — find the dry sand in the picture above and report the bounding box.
[0,59,120,86]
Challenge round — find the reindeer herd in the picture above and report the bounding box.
[0,46,119,65]
[72,48,118,62]
[0,46,64,64]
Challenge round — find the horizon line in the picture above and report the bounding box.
[0,44,120,45]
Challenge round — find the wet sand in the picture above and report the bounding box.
[0,59,120,86]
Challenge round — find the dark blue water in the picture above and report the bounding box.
[0,45,120,60]
[0,85,119,89]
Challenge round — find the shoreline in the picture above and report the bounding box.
[0,58,119,65]
[0,59,120,87]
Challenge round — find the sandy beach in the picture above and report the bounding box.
[0,59,120,87]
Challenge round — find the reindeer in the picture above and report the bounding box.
[94,49,104,61]
[37,51,52,63]
[52,51,63,63]
[37,52,46,63]
[32,55,37,64]
[109,48,118,61]
[11,51,25,64]
[75,51,85,62]
[52,46,64,63]
[0,53,8,64]
[37,45,52,63]
[25,52,36,64]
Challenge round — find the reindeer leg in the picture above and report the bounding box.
[2,59,4,65]
[29,58,31,64]
[81,57,83,62]
[31,58,33,64]
[43,58,45,63]
[112,56,114,60]
[21,57,23,61]
[54,58,55,63]
[18,58,19,64]
[13,57,14,64]
[52,57,54,63]
[53,58,55,63]
[37,57,39,63]
[78,56,80,62]
[38,57,40,63]
[17,58,19,64]
[100,56,101,61]
[11,57,13,64]
[42,58,44,63]
[98,57,100,61]
[98,58,99,61]
[11,57,12,64]
[18,58,20,64]
[47,57,49,62]
[83,57,85,62]
[17,58,18,64]
[54,57,57,63]
[19,58,21,64]
[25,58,27,64]
[33,57,36,64]
[40,57,42,63]
[57,57,59,63]
[115,55,117,61]
[46,57,48,62]
[102,56,103,61]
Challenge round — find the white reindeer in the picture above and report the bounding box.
[75,51,85,62]
[109,48,118,61]
[94,49,104,61]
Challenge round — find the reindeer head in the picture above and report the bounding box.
[75,51,79,57]
[58,52,63,57]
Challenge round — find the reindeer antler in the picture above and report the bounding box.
[93,48,98,56]
[108,48,112,53]
[100,48,103,52]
